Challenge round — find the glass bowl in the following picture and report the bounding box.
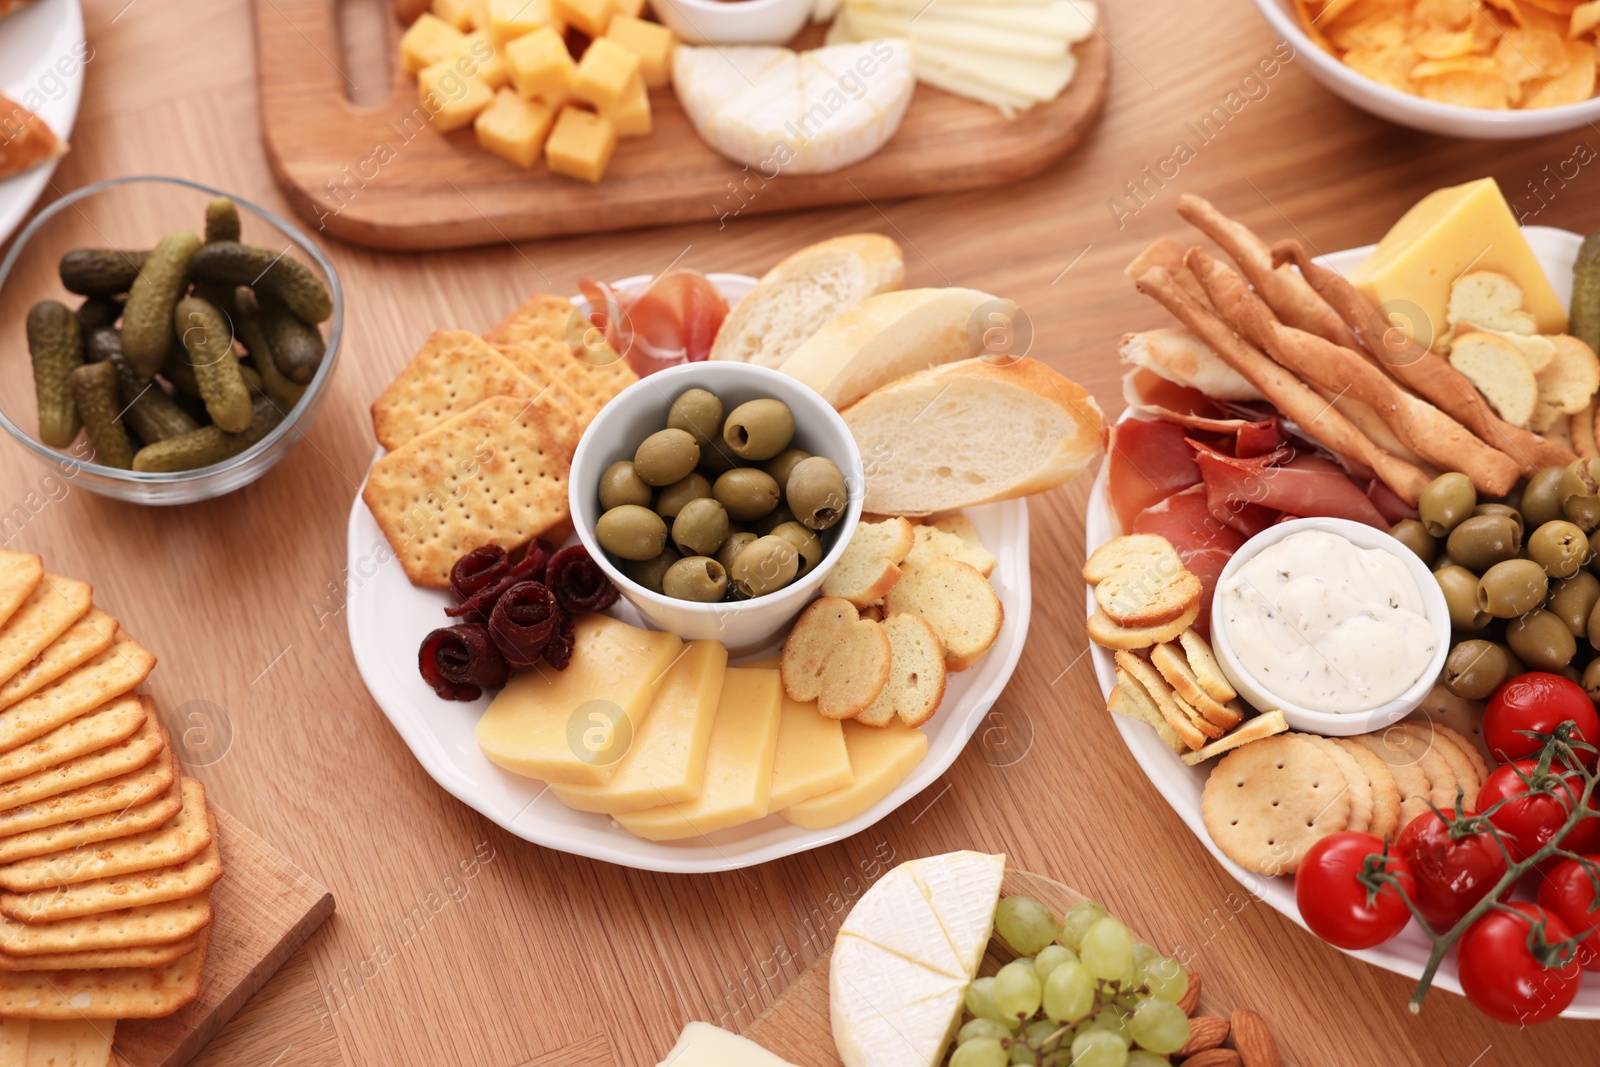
[0,175,344,505]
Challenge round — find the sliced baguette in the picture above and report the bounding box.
[905,520,995,577]
[884,559,1002,671]
[821,517,915,607]
[780,598,891,719]
[1447,271,1536,337]
[855,613,947,728]
[710,234,904,368]
[1531,335,1600,433]
[1448,331,1537,428]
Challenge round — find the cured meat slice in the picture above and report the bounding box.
[1108,418,1201,532]
[577,270,730,376]
[1131,486,1245,636]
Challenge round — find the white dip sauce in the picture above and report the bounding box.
[1218,530,1436,714]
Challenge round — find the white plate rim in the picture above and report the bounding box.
[0,0,86,246]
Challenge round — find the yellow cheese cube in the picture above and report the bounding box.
[418,59,496,132]
[455,31,509,89]
[550,640,727,813]
[506,26,575,101]
[601,73,650,138]
[781,720,927,830]
[554,0,613,37]
[573,37,640,111]
[614,668,783,841]
[476,615,683,787]
[545,107,617,183]
[488,0,560,46]
[767,691,853,811]
[611,0,645,17]
[1350,177,1567,348]
[431,0,476,30]
[466,0,491,28]
[604,15,674,88]
[401,13,467,75]
[474,88,556,168]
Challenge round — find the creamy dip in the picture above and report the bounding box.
[1218,530,1436,714]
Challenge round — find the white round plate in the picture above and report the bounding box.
[1086,226,1600,1018]
[0,0,85,245]
[348,273,1033,873]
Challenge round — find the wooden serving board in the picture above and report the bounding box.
[254,1,1110,250]
[111,808,335,1067]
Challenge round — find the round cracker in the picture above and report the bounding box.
[1398,721,1480,808]
[1352,732,1434,830]
[1407,685,1491,767]
[1298,734,1373,834]
[1201,735,1352,876]
[1332,737,1402,842]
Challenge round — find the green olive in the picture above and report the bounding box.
[723,398,795,461]
[1500,641,1528,678]
[662,556,729,602]
[1563,663,1585,685]
[1419,471,1477,538]
[621,545,681,594]
[753,503,796,536]
[656,473,711,521]
[764,448,811,491]
[1550,571,1600,637]
[1589,529,1600,574]
[730,534,799,597]
[771,521,824,577]
[1497,486,1524,514]
[599,460,652,511]
[1436,565,1491,631]
[667,388,724,451]
[1561,458,1600,531]
[1389,519,1436,565]
[712,468,781,522]
[1445,515,1522,572]
[1528,519,1591,578]
[1506,609,1577,672]
[1432,553,1460,573]
[1473,503,1525,538]
[596,504,668,561]
[1521,466,1568,528]
[1582,658,1600,703]
[633,428,700,487]
[697,441,741,476]
[1443,639,1513,701]
[670,497,729,557]
[716,531,758,574]
[786,456,849,531]
[1477,559,1549,618]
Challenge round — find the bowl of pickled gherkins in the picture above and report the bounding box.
[0,175,342,504]
[569,360,863,647]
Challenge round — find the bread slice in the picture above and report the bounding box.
[1447,271,1536,337]
[0,94,66,180]
[1449,331,1537,427]
[1152,642,1242,729]
[1108,672,1185,753]
[855,613,947,728]
[884,559,1002,671]
[842,357,1105,516]
[905,520,996,577]
[1177,629,1236,703]
[1083,534,1199,626]
[1087,604,1199,650]
[780,598,891,719]
[821,517,915,607]
[1117,327,1262,403]
[1532,335,1600,433]
[779,288,1005,409]
[1114,652,1205,751]
[1460,326,1555,372]
[710,234,903,367]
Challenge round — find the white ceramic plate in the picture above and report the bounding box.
[0,0,85,245]
[348,273,1033,873]
[1086,227,1600,1017]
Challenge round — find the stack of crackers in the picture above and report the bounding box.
[364,294,638,588]
[0,550,220,1031]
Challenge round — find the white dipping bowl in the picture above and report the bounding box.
[570,361,863,651]
[652,0,813,45]
[1209,516,1451,737]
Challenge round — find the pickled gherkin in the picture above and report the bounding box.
[122,231,201,375]
[1574,231,1600,356]
[69,361,135,469]
[174,296,251,433]
[59,249,147,297]
[132,396,284,473]
[190,241,332,324]
[258,293,325,384]
[27,301,83,448]
[203,197,241,244]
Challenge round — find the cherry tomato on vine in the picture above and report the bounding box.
[1537,856,1600,972]
[1484,672,1598,767]
[1394,808,1508,929]
[1458,903,1582,1025]
[1477,760,1595,865]
[1295,832,1415,949]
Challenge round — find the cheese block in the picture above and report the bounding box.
[21,1019,114,1067]
[615,668,782,841]
[781,720,927,829]
[1350,178,1567,348]
[550,640,726,814]
[476,615,683,787]
[767,691,853,810]
[836,862,965,977]
[912,850,1005,975]
[655,1022,798,1066]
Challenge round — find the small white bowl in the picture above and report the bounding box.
[569,361,863,650]
[1209,517,1451,737]
[652,0,813,45]
[1251,0,1600,139]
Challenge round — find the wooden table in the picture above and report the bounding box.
[14,0,1600,1063]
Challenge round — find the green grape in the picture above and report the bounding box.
[959,1019,1014,1045]
[1013,957,1037,974]
[951,1037,1008,1067]
[1060,901,1109,952]
[1129,997,1190,1055]
[967,977,1012,1025]
[1034,944,1074,983]
[1143,957,1188,1003]
[1125,1053,1172,1067]
[994,960,1043,1022]
[1010,1020,1060,1066]
[1131,942,1160,970]
[1024,1020,1059,1045]
[1087,1007,1132,1044]
[1081,917,1134,981]
[1042,959,1095,1023]
[1010,1043,1038,1066]
[1070,1029,1131,1067]
[996,895,1060,956]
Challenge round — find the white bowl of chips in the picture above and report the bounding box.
[1255,0,1600,138]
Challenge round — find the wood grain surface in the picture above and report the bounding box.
[11,1,1600,1064]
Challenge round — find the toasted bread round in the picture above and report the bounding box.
[1449,331,1537,428]
[1086,603,1200,650]
[780,598,891,720]
[1084,534,1199,627]
[821,517,915,607]
[884,560,1002,671]
[855,613,948,729]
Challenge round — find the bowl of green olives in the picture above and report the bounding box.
[569,361,864,647]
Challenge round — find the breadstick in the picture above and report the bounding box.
[1176,194,1362,350]
[1271,239,1574,473]
[1134,265,1431,505]
[1125,238,1214,309]
[1322,388,1430,468]
[1189,249,1521,497]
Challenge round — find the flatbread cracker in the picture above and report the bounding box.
[1201,734,1351,875]
[1107,674,1185,753]
[0,715,164,813]
[0,933,206,1018]
[1114,652,1206,750]
[1,827,220,923]
[1300,733,1373,834]
[0,608,117,712]
[1406,685,1493,767]
[0,631,154,754]
[0,895,211,956]
[0,696,145,787]
[0,576,92,687]
[0,750,175,841]
[1353,733,1435,828]
[0,553,43,631]
[485,294,637,420]
[1177,629,1236,703]
[1333,737,1402,842]
[0,779,209,891]
[0,933,198,971]
[0,775,180,865]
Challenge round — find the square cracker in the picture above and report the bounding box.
[1,824,221,923]
[0,931,200,970]
[0,694,145,787]
[0,895,211,956]
[0,931,207,1018]
[0,772,180,864]
[485,294,636,419]
[0,608,117,712]
[0,631,154,754]
[362,396,571,588]
[0,748,176,841]
[0,552,43,632]
[0,576,92,686]
[0,714,164,813]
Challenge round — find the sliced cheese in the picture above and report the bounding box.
[476,615,683,787]
[550,640,727,814]
[23,1020,113,1067]
[767,691,853,810]
[916,41,1078,103]
[838,864,966,977]
[655,1022,798,1066]
[845,7,1069,60]
[911,851,1006,976]
[781,720,927,829]
[833,981,966,1067]
[615,668,782,841]
[828,934,965,1037]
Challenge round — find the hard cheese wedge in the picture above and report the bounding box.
[781,720,927,829]
[615,668,782,841]
[767,692,853,811]
[476,615,682,787]
[655,1022,797,1066]
[550,640,726,814]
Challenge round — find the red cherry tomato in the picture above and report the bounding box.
[1394,808,1508,929]
[1458,903,1582,1025]
[1537,856,1600,972]
[1477,760,1595,864]
[1294,832,1415,950]
[1484,672,1598,766]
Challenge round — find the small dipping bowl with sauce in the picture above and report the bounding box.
[1209,517,1451,737]
[651,0,814,45]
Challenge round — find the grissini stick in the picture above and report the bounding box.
[1134,264,1431,505]
[1270,239,1575,473]
[1124,237,1215,309]
[1189,248,1521,498]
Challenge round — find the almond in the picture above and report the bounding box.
[1177,968,1202,1015]
[1181,1050,1240,1067]
[1176,1015,1230,1056]
[1229,1009,1281,1067]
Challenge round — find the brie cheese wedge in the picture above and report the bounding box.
[656,1022,798,1066]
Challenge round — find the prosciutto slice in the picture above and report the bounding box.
[577,269,730,376]
[1108,418,1202,532]
[1191,440,1387,529]
[1131,485,1244,636]
[1124,370,1285,456]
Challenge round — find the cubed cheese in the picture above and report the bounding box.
[466,0,491,29]
[506,26,575,100]
[456,31,509,89]
[488,0,560,46]
[766,690,852,810]
[601,72,651,137]
[554,0,613,36]
[418,59,495,131]
[401,13,467,75]
[611,0,645,17]
[781,720,927,829]
[573,37,640,110]
[475,88,556,167]
[431,0,475,30]
[545,106,617,183]
[604,14,674,88]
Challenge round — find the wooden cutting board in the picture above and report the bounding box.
[110,808,335,1067]
[254,1,1110,250]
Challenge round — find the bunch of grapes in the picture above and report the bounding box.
[950,896,1191,1067]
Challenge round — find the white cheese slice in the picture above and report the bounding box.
[656,1022,798,1066]
[850,0,1096,39]
[834,984,967,1067]
[912,63,1038,114]
[829,935,964,1065]
[845,7,1070,60]
[916,42,1077,103]
[837,864,967,977]
[912,851,1007,976]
